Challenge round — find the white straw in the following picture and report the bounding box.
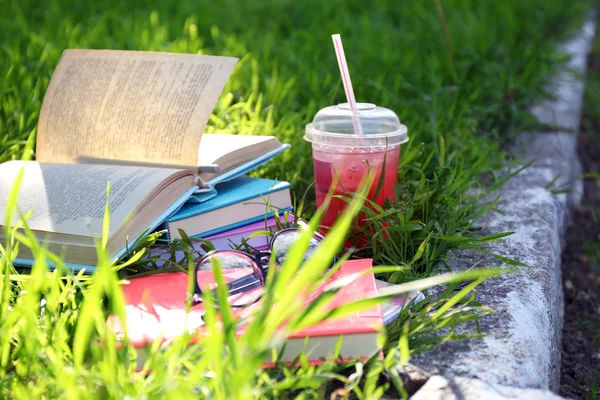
[331,33,364,136]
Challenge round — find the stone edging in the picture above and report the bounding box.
[409,16,596,397]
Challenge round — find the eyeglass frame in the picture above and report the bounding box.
[191,228,326,307]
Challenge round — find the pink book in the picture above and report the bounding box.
[375,280,425,325]
[109,259,383,367]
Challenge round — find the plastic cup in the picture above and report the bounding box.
[304,103,408,230]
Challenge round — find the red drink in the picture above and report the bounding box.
[312,146,400,228]
[304,103,408,234]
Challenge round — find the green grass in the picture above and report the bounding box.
[0,0,593,398]
[0,0,590,276]
[2,174,504,399]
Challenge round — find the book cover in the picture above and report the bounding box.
[109,259,382,365]
[166,176,293,240]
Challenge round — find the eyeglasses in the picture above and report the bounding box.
[192,228,327,308]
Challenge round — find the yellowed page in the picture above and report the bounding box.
[36,50,238,168]
[0,161,194,238]
[197,134,282,181]
[198,134,281,165]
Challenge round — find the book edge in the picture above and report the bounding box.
[168,182,291,222]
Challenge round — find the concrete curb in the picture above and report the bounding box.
[411,376,566,400]
[410,17,595,395]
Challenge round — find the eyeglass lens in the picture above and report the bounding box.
[271,230,323,265]
[196,251,264,307]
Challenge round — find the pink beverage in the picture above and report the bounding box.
[304,103,409,232]
[312,146,400,228]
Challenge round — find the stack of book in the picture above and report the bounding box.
[159,175,292,254]
[0,49,293,270]
[0,50,419,365]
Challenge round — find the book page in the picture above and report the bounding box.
[198,134,281,165]
[0,161,195,238]
[36,50,238,169]
[197,134,283,181]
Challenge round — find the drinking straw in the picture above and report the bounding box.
[332,33,364,136]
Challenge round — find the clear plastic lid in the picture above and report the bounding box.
[304,103,408,148]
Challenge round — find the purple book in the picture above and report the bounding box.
[147,214,293,267]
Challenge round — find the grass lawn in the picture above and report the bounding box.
[0,0,592,398]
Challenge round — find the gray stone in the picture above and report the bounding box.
[411,376,568,400]
[411,16,595,392]
[531,18,595,132]
[396,363,432,396]
[411,172,565,389]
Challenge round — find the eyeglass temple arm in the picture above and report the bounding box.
[227,274,263,295]
[226,258,272,296]
[218,252,269,296]
[199,273,264,300]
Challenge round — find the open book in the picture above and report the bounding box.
[0,50,288,270]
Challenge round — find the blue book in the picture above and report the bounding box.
[5,144,289,273]
[165,176,293,241]
[6,146,289,273]
[6,139,289,273]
